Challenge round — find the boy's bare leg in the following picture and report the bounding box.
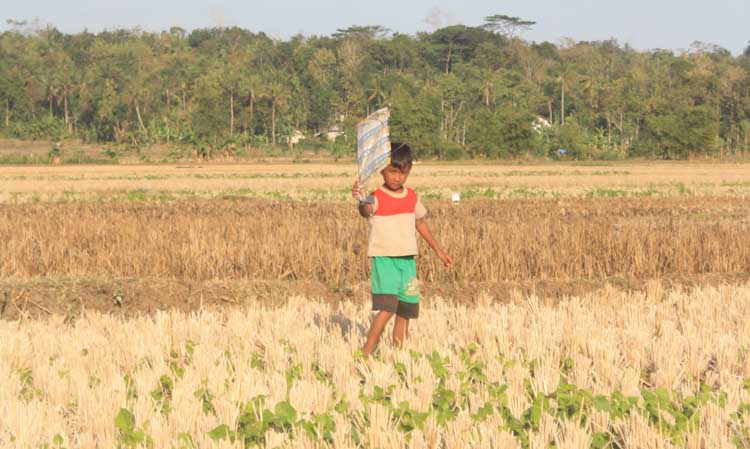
[393,316,409,348]
[363,311,394,356]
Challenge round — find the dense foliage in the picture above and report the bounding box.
[1,20,749,159]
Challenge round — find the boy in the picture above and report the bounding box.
[351,143,453,355]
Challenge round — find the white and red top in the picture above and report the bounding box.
[366,187,428,257]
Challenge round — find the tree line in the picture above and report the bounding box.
[1,17,750,159]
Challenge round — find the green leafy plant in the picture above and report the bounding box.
[149,375,174,416]
[193,381,216,416]
[114,408,153,449]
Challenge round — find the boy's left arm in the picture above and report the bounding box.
[415,218,454,267]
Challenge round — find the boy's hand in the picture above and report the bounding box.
[352,179,365,201]
[437,250,454,268]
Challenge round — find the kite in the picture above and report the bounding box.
[356,107,391,193]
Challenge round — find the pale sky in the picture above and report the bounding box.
[2,0,749,55]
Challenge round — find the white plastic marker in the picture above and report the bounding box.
[356,107,391,200]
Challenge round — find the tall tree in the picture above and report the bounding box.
[421,25,492,74]
[482,14,536,39]
[261,70,292,145]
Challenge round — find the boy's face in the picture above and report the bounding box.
[381,164,411,191]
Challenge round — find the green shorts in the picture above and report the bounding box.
[371,256,420,319]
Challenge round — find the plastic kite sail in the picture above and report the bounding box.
[357,107,391,189]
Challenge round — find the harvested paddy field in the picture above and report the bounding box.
[2,161,750,448]
[3,285,750,448]
[1,194,750,318]
[2,196,750,280]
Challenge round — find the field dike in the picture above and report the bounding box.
[2,284,750,448]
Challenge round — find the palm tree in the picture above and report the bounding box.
[557,60,575,125]
[365,79,387,115]
[262,70,291,145]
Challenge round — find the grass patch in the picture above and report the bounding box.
[587,187,628,198]
[0,154,52,164]
[673,182,693,195]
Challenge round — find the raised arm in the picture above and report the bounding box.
[415,218,453,267]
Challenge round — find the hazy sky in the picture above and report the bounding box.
[2,0,748,54]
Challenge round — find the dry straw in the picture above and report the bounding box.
[1,283,750,447]
[1,197,749,283]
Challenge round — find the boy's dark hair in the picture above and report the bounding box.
[389,142,413,170]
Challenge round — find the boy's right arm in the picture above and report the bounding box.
[352,180,374,218]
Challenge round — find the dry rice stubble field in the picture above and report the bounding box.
[2,162,750,448]
[3,286,750,448]
[2,162,750,202]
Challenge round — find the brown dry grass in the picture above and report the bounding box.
[1,197,748,283]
